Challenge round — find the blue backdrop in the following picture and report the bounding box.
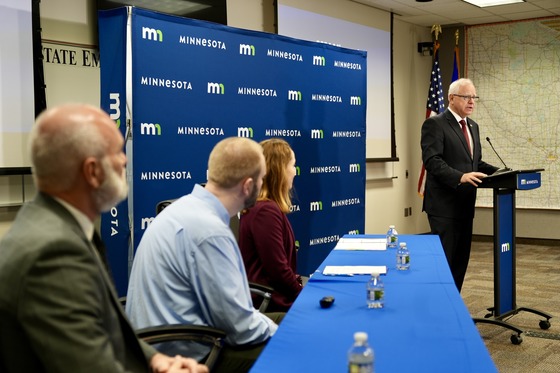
[99,7,367,296]
[98,7,131,296]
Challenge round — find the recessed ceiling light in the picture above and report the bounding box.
[463,0,525,7]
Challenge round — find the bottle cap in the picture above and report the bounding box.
[389,225,395,229]
[400,242,406,247]
[354,332,368,342]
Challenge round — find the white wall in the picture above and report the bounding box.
[227,0,275,33]
[365,19,431,235]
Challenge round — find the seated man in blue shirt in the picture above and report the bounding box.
[126,137,283,373]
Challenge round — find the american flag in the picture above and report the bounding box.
[418,41,445,196]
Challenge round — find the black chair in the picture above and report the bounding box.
[120,296,226,370]
[136,325,226,370]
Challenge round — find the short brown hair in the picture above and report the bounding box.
[207,137,263,188]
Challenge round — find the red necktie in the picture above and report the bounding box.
[460,120,472,156]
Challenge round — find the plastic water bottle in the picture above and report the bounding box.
[386,225,398,249]
[396,242,410,271]
[366,273,384,309]
[348,332,374,373]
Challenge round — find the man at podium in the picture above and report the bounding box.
[421,78,499,291]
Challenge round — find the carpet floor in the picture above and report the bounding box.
[462,237,560,372]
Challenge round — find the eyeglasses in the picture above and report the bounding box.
[453,94,480,102]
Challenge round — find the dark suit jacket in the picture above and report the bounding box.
[0,193,156,372]
[421,109,498,220]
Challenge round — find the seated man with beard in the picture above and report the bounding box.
[0,103,207,373]
[126,137,284,373]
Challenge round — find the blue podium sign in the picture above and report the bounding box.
[517,172,541,190]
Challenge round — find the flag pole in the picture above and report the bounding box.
[418,24,445,197]
[452,29,461,82]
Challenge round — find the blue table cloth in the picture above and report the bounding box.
[250,234,497,372]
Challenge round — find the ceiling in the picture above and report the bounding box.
[352,0,560,27]
[97,0,560,28]
[97,0,227,24]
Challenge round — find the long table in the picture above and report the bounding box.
[250,234,497,372]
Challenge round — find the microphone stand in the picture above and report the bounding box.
[485,137,511,173]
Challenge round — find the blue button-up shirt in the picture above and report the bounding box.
[126,184,277,347]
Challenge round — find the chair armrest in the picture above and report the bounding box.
[249,282,274,294]
[249,282,274,313]
[136,324,226,343]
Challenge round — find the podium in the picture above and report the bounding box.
[473,169,552,344]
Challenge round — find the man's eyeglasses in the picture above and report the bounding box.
[453,94,480,102]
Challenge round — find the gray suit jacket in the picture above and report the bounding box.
[0,193,156,372]
[421,109,498,220]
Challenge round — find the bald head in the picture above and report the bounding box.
[207,137,264,189]
[30,103,122,193]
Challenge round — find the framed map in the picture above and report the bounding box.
[467,17,560,209]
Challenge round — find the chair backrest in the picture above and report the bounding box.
[156,199,176,215]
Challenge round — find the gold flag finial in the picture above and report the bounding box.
[431,24,442,41]
[455,29,460,46]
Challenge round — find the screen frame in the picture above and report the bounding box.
[369,13,397,163]
[0,0,46,176]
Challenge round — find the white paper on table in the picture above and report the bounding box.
[333,238,386,251]
[322,265,387,276]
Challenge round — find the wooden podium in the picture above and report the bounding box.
[474,169,552,344]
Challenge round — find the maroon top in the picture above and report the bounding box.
[239,200,302,312]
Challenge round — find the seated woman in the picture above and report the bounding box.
[239,138,303,312]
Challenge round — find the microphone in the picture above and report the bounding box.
[486,137,511,173]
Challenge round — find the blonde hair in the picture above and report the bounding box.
[207,137,263,188]
[258,138,293,213]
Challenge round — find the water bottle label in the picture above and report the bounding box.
[349,362,373,373]
[368,289,384,301]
